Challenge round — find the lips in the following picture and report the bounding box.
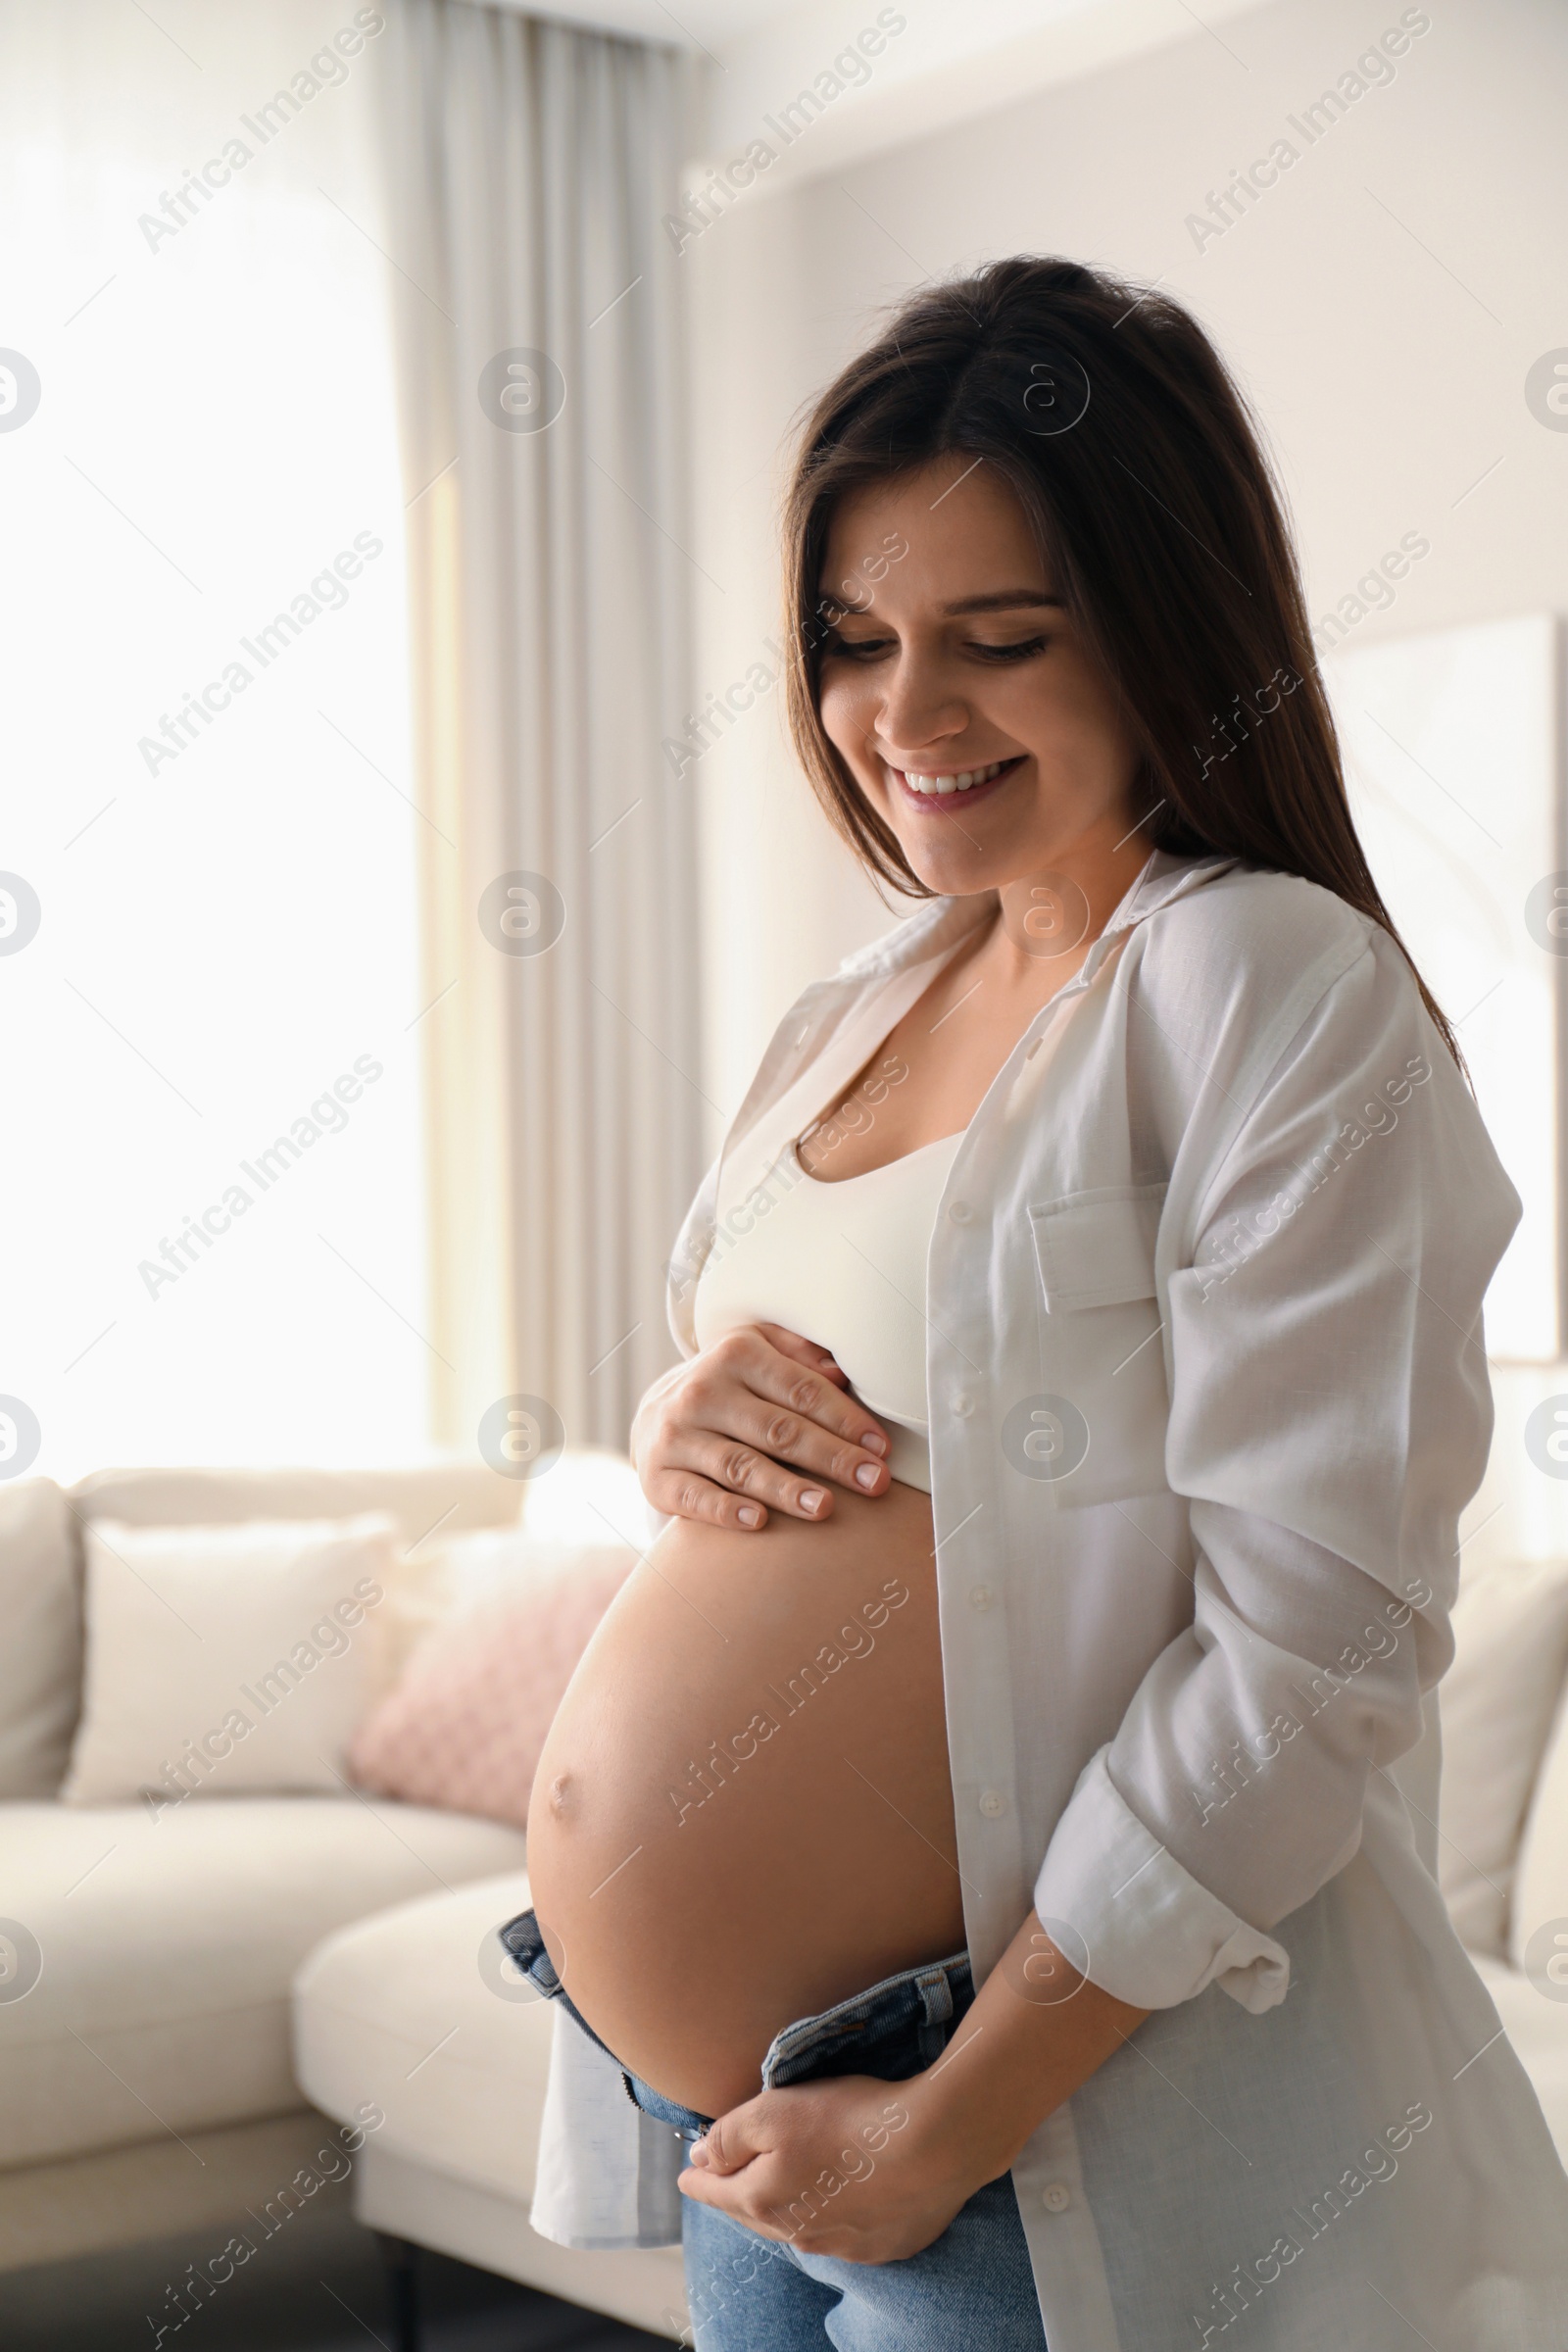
[890,754,1025,813]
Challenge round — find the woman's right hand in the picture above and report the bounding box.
[630,1323,892,1531]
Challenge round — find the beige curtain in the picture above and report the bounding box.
[378,0,707,1456]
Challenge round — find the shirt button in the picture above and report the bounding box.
[951,1391,974,1417]
[969,1584,994,1610]
[947,1199,972,1225]
[1042,2181,1072,2213]
[978,1789,1005,1818]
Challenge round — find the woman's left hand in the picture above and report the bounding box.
[676,2072,997,2265]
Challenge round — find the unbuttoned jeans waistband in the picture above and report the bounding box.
[498,1907,973,2139]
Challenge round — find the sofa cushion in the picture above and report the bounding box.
[0,1482,80,1799]
[293,1870,550,2201]
[0,1796,526,2170]
[1437,1558,1568,1955]
[61,1516,398,1806]
[368,1522,645,1713]
[349,1542,635,1829]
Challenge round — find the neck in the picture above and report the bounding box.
[990,815,1154,977]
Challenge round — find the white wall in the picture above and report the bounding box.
[684,0,1568,1562]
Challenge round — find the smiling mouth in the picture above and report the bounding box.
[888,754,1026,807]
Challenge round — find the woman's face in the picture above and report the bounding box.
[815,460,1146,902]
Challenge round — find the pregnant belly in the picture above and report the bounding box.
[525,1480,962,2117]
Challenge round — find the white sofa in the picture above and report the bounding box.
[0,1464,535,2276]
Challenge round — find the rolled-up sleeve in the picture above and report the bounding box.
[1033,936,1521,2013]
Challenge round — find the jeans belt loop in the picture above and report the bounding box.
[918,1967,956,2033]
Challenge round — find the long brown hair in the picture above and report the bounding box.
[779,254,1461,1068]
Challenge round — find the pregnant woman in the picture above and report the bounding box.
[507,258,1568,2349]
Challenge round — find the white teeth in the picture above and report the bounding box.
[903,758,1009,795]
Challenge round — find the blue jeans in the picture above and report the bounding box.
[501,1910,1049,2350]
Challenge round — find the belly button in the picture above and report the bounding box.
[549,1773,573,1817]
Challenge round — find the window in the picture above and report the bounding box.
[1,4,429,1481]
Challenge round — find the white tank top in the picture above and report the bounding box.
[691,1129,965,1494]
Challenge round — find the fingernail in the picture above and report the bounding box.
[862,1432,889,1456]
[800,1488,827,1514]
[856,1462,881,1490]
[737,1503,762,1528]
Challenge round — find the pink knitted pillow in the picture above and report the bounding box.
[348,1543,635,1827]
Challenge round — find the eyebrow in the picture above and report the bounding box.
[939,590,1062,615]
[817,587,1062,616]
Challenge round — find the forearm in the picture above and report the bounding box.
[912,1911,1150,2178]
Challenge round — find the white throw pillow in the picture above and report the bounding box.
[1512,1678,1568,1984]
[61,1516,397,1808]
[1437,1558,1568,1956]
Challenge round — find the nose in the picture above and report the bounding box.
[870,645,969,762]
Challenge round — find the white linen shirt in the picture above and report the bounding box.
[529,850,1568,2350]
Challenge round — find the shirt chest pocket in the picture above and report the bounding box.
[1023,1184,1170,1508]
